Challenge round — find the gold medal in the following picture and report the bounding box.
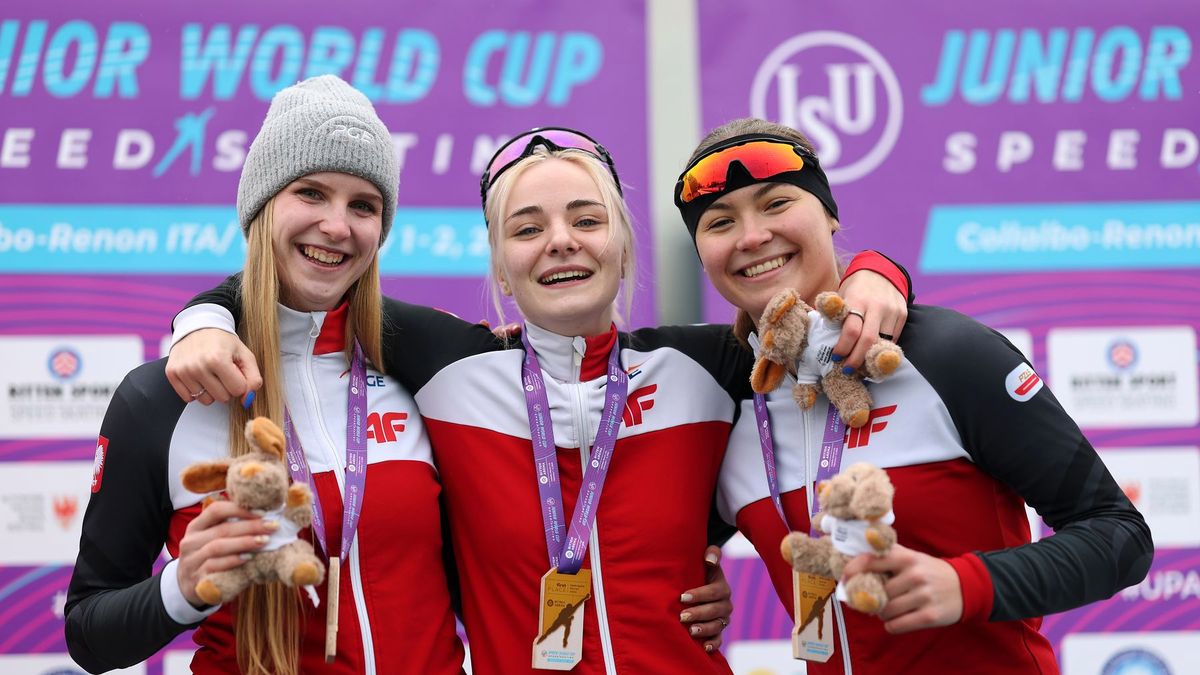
[793,570,836,662]
[325,558,340,663]
[532,568,591,670]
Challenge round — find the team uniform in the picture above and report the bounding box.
[65,304,465,674]
[718,304,1153,675]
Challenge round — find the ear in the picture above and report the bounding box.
[498,274,512,296]
[182,459,232,493]
[245,417,285,460]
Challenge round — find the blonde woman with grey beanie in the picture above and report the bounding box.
[65,76,467,675]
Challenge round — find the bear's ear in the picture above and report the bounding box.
[182,459,232,493]
[245,417,285,460]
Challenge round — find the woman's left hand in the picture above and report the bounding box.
[680,545,733,653]
[835,270,908,369]
[840,543,963,634]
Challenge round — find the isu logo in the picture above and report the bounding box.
[622,385,657,427]
[53,496,79,529]
[366,412,408,443]
[1005,363,1043,402]
[845,405,896,448]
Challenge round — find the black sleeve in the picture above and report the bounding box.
[65,360,197,673]
[902,306,1153,622]
[175,273,242,322]
[626,323,755,403]
[378,298,507,393]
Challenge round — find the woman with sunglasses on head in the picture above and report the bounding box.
[678,118,1153,675]
[165,126,911,673]
[65,76,467,675]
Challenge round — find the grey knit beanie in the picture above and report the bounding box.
[237,75,398,240]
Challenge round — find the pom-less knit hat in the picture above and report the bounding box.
[237,75,398,240]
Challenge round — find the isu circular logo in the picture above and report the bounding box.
[48,347,82,380]
[1101,647,1171,675]
[1108,340,1138,371]
[750,31,903,184]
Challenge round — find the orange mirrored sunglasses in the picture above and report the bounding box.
[676,139,808,204]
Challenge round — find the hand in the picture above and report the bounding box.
[840,543,962,634]
[478,319,523,340]
[166,328,262,406]
[834,270,908,370]
[175,500,279,607]
[679,546,733,653]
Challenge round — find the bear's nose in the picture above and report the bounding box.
[240,463,264,478]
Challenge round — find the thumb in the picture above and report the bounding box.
[704,545,721,568]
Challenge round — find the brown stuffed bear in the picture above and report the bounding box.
[751,288,904,428]
[780,462,897,614]
[181,417,325,605]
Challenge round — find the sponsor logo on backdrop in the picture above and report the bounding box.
[0,336,143,439]
[1121,568,1200,602]
[0,462,94,565]
[750,31,902,184]
[1063,631,1199,675]
[1101,447,1200,548]
[1047,327,1198,428]
[0,653,146,674]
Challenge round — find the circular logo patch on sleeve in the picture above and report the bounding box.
[1005,363,1043,402]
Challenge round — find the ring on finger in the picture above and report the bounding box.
[846,309,865,321]
[189,388,207,400]
[879,332,895,340]
[717,617,729,629]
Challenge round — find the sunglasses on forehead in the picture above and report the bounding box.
[674,136,814,204]
[479,127,622,214]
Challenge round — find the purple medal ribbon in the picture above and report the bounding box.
[521,330,629,575]
[752,392,845,537]
[283,340,369,562]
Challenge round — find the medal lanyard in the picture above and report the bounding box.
[752,392,845,537]
[521,330,629,575]
[283,340,368,562]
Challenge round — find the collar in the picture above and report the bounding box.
[278,302,349,356]
[523,321,618,383]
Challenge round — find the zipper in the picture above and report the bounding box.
[302,313,376,673]
[569,341,617,674]
[801,396,852,675]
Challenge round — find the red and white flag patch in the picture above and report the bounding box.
[1005,363,1043,402]
[91,436,109,493]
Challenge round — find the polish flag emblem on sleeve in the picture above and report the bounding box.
[1005,363,1043,402]
[92,436,109,493]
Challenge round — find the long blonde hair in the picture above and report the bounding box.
[228,196,384,675]
[483,145,637,331]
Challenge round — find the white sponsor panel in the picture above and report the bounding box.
[0,462,92,564]
[728,639,808,675]
[162,650,195,675]
[0,335,143,439]
[1099,447,1200,548]
[997,328,1033,362]
[1047,326,1198,428]
[0,653,145,673]
[722,531,760,560]
[1063,631,1200,675]
[159,334,173,360]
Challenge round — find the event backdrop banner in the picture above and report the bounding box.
[696,2,1200,673]
[0,1,648,671]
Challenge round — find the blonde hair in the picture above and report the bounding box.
[229,194,384,675]
[483,145,636,331]
[690,118,845,350]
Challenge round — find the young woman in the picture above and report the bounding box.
[165,127,912,673]
[65,76,466,674]
[680,118,1154,674]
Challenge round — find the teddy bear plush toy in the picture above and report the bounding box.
[751,288,904,428]
[181,417,325,605]
[780,462,897,614]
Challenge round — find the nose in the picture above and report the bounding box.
[317,209,352,241]
[545,221,580,255]
[736,215,772,251]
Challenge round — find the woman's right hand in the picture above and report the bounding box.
[175,500,278,607]
[166,329,262,406]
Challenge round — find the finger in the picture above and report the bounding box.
[688,618,728,639]
[680,579,730,605]
[186,502,261,532]
[885,304,908,342]
[681,599,732,623]
[877,585,925,622]
[883,607,940,635]
[477,319,491,329]
[703,545,721,568]
[703,635,723,654]
[844,312,885,370]
[197,552,259,575]
[165,362,200,404]
[196,532,273,564]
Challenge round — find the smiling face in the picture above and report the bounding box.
[494,158,627,337]
[270,172,383,312]
[694,182,841,323]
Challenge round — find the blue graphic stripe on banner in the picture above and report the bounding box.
[0,205,488,275]
[920,201,1200,273]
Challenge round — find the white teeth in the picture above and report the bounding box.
[540,270,592,284]
[742,256,788,278]
[302,245,344,265]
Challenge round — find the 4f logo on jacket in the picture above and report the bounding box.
[622,385,657,427]
[366,412,408,443]
[845,405,896,448]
